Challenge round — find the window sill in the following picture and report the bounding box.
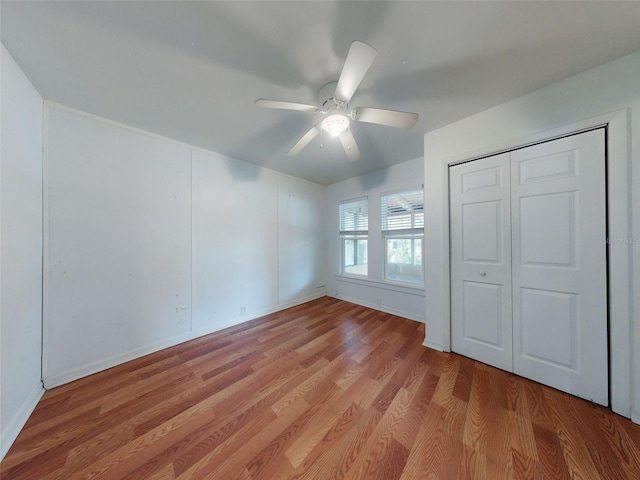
[335,274,425,296]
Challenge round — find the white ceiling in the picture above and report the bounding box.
[3,1,640,185]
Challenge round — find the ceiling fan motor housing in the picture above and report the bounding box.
[318,82,349,114]
[318,81,353,136]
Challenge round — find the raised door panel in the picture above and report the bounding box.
[462,281,506,349]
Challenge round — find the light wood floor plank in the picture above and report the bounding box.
[2,297,639,479]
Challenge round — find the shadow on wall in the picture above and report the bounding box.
[223,155,263,182]
[354,151,390,190]
[224,115,313,179]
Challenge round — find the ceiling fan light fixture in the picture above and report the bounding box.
[321,113,350,137]
[255,41,417,161]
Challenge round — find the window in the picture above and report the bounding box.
[382,189,424,285]
[339,197,368,276]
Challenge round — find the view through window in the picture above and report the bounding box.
[339,197,368,276]
[381,189,424,285]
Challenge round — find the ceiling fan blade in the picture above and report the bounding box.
[287,126,321,156]
[354,107,419,129]
[255,98,318,112]
[335,41,377,102]
[339,129,361,161]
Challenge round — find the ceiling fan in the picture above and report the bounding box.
[255,41,419,161]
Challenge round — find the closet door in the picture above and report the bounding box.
[450,153,513,371]
[511,129,608,405]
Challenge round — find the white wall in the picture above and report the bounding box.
[0,46,45,460]
[44,104,326,387]
[44,106,192,385]
[192,150,278,332]
[192,150,325,335]
[424,50,640,422]
[325,158,425,322]
[277,175,326,305]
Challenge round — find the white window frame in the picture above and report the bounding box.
[381,188,424,286]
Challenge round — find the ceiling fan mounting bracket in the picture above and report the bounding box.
[318,81,349,115]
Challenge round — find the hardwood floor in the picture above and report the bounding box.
[2,297,640,479]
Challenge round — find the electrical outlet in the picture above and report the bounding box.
[240,306,246,316]
[375,297,382,305]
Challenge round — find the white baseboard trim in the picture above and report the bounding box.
[632,409,640,425]
[189,292,327,339]
[43,330,197,388]
[329,293,425,324]
[422,338,445,352]
[43,292,326,389]
[1,384,45,462]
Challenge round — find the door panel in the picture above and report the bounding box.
[519,287,578,370]
[511,129,607,405]
[462,165,503,192]
[462,201,503,263]
[517,149,577,184]
[519,191,576,267]
[462,281,506,348]
[450,153,513,371]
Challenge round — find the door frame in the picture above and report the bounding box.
[424,109,633,419]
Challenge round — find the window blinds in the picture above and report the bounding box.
[339,197,368,235]
[381,189,424,236]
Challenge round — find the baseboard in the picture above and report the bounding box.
[189,292,327,340]
[43,292,326,389]
[632,409,640,425]
[43,329,199,388]
[329,293,425,323]
[422,338,445,352]
[0,384,45,462]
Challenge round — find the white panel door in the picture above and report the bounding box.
[450,153,513,371]
[511,129,607,405]
[449,129,608,405]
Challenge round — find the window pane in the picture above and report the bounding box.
[339,198,368,233]
[381,189,424,234]
[388,238,413,264]
[344,239,355,266]
[343,238,368,275]
[386,237,423,284]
